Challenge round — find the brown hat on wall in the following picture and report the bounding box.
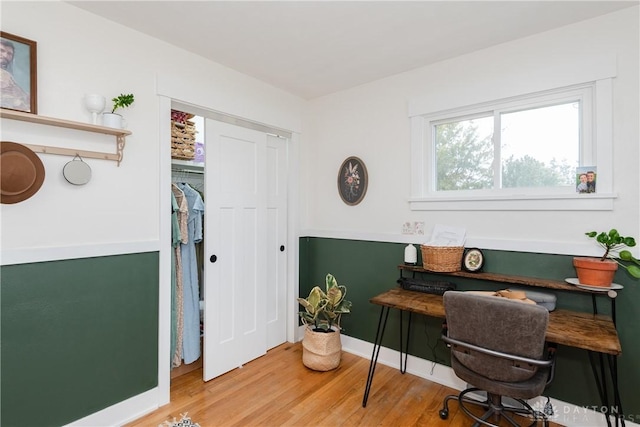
[1,141,45,204]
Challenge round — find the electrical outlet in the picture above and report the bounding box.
[414,222,425,235]
[402,222,414,235]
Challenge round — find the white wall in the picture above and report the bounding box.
[302,7,639,256]
[1,2,304,424]
[0,1,304,262]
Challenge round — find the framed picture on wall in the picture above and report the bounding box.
[337,156,368,205]
[1,32,37,114]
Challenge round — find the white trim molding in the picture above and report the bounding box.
[409,193,617,211]
[300,229,610,258]
[0,240,160,266]
[407,52,617,212]
[408,53,617,119]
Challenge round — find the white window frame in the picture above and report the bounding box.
[409,78,615,211]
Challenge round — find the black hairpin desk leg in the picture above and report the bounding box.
[589,351,612,427]
[588,351,625,427]
[589,290,624,426]
[399,311,412,374]
[363,306,390,407]
[608,354,625,427]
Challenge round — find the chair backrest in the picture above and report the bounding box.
[443,291,549,382]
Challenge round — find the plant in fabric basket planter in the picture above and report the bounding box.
[574,229,640,287]
[297,274,352,371]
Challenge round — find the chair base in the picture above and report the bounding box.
[439,387,549,427]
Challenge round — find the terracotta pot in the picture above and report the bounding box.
[573,257,618,287]
[302,327,342,371]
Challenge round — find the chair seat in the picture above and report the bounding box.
[452,355,550,400]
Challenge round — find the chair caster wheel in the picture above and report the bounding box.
[439,409,449,420]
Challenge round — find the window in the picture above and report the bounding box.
[433,95,582,193]
[409,80,615,211]
[500,102,579,189]
[434,115,494,191]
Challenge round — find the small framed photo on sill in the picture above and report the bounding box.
[1,31,37,114]
[576,166,597,194]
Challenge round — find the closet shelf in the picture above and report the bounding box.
[1,108,132,166]
[172,159,204,172]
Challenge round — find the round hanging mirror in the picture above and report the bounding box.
[63,155,92,185]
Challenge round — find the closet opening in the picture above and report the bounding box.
[170,110,205,380]
[165,100,291,385]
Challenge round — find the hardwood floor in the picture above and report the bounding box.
[127,342,562,427]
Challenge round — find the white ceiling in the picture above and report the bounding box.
[69,1,637,100]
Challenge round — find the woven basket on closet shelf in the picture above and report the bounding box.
[420,245,464,272]
[171,120,196,160]
[171,145,195,160]
[171,110,195,123]
[183,122,197,134]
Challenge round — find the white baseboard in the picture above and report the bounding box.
[339,333,638,427]
[63,388,160,427]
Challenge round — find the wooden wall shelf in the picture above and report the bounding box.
[1,109,132,166]
[398,264,589,293]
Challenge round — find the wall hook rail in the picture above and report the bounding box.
[1,109,132,166]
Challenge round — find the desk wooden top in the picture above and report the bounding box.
[370,288,621,355]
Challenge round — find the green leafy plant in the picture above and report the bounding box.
[111,93,134,113]
[586,229,640,278]
[298,274,352,332]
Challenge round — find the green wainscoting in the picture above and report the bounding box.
[1,252,159,427]
[299,237,639,421]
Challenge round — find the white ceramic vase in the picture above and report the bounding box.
[83,94,106,125]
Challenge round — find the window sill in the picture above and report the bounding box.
[409,193,616,211]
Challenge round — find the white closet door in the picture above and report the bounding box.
[266,135,287,349]
[203,120,268,381]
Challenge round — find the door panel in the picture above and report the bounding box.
[266,136,287,349]
[203,120,268,381]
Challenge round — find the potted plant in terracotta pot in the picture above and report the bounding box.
[102,93,134,128]
[574,229,640,286]
[297,273,352,371]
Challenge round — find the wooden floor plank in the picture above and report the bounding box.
[126,342,563,427]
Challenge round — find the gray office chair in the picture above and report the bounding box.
[439,291,556,427]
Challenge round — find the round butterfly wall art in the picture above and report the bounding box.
[337,156,368,205]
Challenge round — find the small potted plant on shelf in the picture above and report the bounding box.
[297,273,352,371]
[574,229,640,287]
[102,93,134,129]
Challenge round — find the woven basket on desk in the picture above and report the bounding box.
[420,245,464,272]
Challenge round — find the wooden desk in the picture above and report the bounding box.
[370,287,621,355]
[363,287,624,426]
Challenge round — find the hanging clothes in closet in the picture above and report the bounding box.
[170,190,180,367]
[171,183,189,367]
[176,182,205,365]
